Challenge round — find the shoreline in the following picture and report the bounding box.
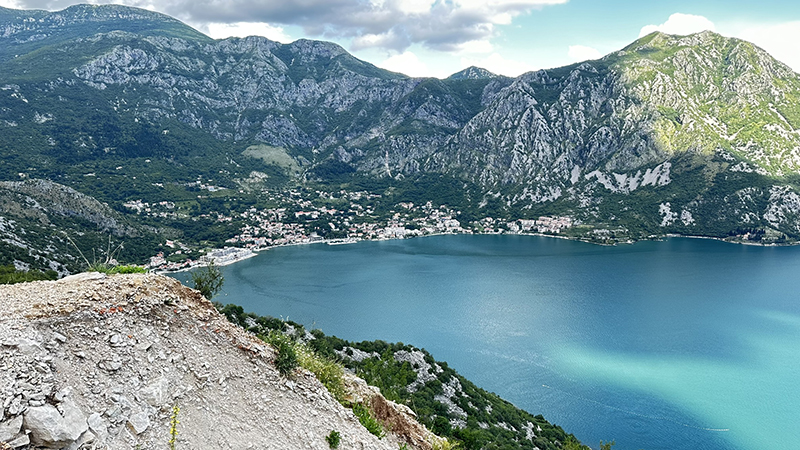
[157,230,798,274]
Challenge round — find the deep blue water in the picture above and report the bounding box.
[171,236,800,450]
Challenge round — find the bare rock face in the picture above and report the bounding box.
[0,274,418,450]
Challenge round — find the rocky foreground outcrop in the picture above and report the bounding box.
[0,273,434,449]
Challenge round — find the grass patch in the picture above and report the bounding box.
[295,344,347,402]
[352,403,385,439]
[431,440,460,450]
[242,144,301,176]
[88,264,147,274]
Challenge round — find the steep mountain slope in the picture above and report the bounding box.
[0,179,165,273]
[433,31,800,186]
[1,4,800,249]
[0,273,431,450]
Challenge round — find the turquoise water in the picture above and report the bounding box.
[171,236,800,450]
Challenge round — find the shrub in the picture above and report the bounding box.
[190,261,224,299]
[168,405,180,450]
[295,345,346,402]
[431,439,460,450]
[325,430,341,449]
[265,331,298,376]
[352,403,385,439]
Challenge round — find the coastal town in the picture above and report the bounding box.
[128,188,575,272]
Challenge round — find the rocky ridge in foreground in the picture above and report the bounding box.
[0,273,434,449]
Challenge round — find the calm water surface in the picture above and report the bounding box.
[171,236,800,450]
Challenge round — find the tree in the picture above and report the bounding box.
[190,261,224,299]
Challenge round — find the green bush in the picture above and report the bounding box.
[325,430,341,449]
[190,261,224,299]
[0,265,58,284]
[110,265,147,274]
[265,331,298,376]
[352,403,385,439]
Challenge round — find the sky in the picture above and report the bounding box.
[2,0,800,78]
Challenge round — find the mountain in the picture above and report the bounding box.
[2,4,800,271]
[0,179,165,275]
[447,66,499,80]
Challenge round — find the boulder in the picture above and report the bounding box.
[64,430,95,450]
[23,399,88,448]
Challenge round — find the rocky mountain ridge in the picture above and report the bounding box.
[0,273,439,449]
[2,4,800,266]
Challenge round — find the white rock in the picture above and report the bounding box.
[5,433,30,448]
[0,414,23,442]
[23,399,88,448]
[126,412,150,435]
[57,272,106,283]
[140,377,169,407]
[14,338,42,355]
[87,412,109,441]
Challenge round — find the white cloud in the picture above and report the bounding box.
[393,0,433,15]
[454,0,568,25]
[639,13,716,37]
[455,39,494,54]
[204,22,292,43]
[734,21,800,73]
[5,0,567,79]
[378,51,431,77]
[6,0,567,54]
[567,45,602,62]
[0,0,23,7]
[460,52,536,77]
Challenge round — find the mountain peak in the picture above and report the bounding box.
[0,3,209,50]
[447,66,498,80]
[614,28,796,79]
[622,29,745,56]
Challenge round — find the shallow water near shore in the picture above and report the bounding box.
[171,235,800,450]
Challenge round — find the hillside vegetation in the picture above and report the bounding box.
[2,5,800,265]
[217,303,599,450]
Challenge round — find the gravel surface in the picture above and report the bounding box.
[0,273,409,449]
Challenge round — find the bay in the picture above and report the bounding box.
[171,235,800,450]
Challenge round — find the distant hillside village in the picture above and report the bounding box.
[141,188,574,271]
